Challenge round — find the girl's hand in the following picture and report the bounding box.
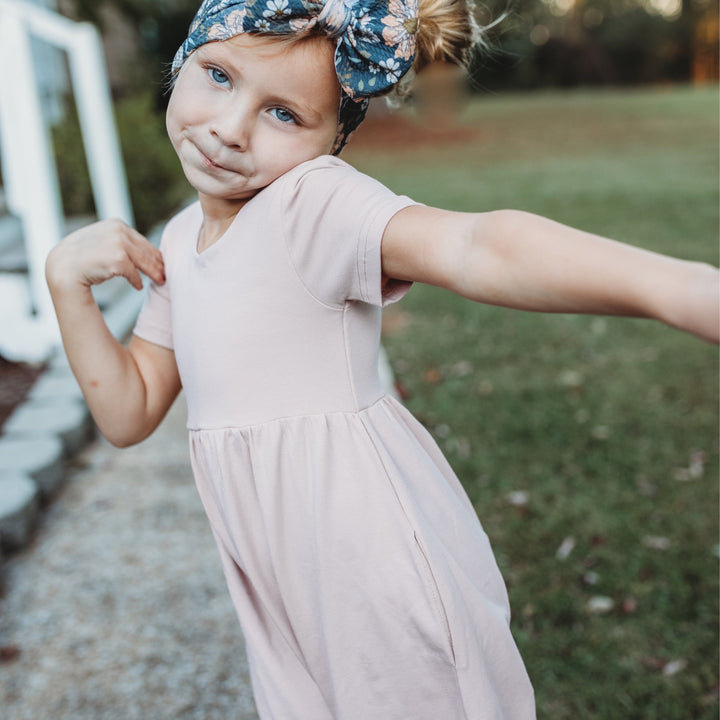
[46,219,165,293]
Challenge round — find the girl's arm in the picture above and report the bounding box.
[46,220,182,447]
[382,206,719,343]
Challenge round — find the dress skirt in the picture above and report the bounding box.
[189,396,536,720]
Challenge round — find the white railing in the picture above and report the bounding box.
[0,0,133,361]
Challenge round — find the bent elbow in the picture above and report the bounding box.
[99,421,153,449]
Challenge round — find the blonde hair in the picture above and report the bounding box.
[413,0,479,73]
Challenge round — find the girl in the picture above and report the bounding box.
[46,0,718,717]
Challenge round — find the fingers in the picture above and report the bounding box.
[124,227,166,286]
[49,219,168,295]
[124,264,145,291]
[95,219,166,288]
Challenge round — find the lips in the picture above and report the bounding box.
[198,146,229,172]
[184,138,253,181]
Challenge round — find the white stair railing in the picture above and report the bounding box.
[0,0,133,361]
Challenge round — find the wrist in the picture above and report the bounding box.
[45,245,90,296]
[658,261,719,343]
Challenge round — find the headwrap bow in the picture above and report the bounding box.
[172,0,420,152]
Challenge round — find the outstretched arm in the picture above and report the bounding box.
[382,206,719,343]
[46,220,182,447]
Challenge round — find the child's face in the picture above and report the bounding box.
[167,34,340,214]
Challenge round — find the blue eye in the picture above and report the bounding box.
[209,67,229,85]
[270,108,296,124]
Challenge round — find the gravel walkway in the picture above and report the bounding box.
[0,397,259,720]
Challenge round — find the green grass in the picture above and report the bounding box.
[344,86,719,719]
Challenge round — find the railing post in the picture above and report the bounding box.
[0,0,135,360]
[69,23,134,225]
[0,3,64,331]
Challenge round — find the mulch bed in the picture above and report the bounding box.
[0,357,45,432]
[347,114,482,151]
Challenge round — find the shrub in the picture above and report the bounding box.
[52,93,189,234]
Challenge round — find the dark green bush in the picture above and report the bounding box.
[52,93,190,234]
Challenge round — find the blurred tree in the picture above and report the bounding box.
[61,0,717,92]
[471,0,717,89]
[62,0,197,105]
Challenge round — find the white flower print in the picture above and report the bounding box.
[379,57,401,83]
[263,0,291,19]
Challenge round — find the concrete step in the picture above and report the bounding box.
[0,472,40,551]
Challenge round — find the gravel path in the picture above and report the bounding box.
[0,397,259,720]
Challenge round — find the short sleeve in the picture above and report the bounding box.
[133,229,173,350]
[281,156,417,307]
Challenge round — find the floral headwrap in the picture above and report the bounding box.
[173,0,420,152]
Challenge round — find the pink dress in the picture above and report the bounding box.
[134,156,535,719]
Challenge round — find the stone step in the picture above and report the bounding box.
[0,472,40,551]
[0,435,65,500]
[3,397,94,458]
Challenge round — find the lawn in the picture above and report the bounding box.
[344,85,719,719]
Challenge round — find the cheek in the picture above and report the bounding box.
[166,92,182,140]
[166,91,197,149]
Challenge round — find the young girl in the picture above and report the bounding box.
[46,0,718,717]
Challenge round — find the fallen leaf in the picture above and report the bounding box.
[586,596,615,614]
[591,425,611,440]
[689,450,706,479]
[621,597,638,614]
[477,380,494,396]
[674,450,707,482]
[662,659,687,677]
[642,535,671,551]
[575,408,590,424]
[557,370,584,388]
[506,491,529,508]
[522,603,536,619]
[635,476,657,497]
[424,367,442,384]
[394,381,410,401]
[381,309,412,333]
[556,536,576,560]
[450,360,473,377]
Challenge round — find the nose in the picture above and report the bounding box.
[210,101,252,151]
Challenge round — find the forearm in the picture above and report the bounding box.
[46,221,175,446]
[462,210,719,341]
[49,281,158,446]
